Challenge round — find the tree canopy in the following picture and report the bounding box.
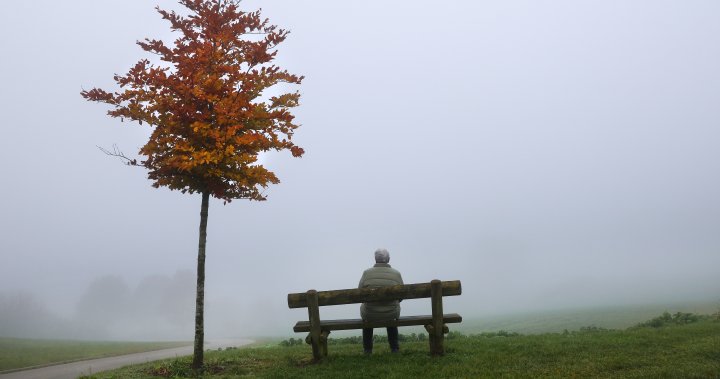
[82,0,304,202]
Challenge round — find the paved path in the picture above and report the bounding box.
[0,339,254,379]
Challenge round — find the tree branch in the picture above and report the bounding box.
[98,144,141,166]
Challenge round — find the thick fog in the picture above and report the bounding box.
[1,1,719,341]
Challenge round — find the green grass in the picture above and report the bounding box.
[82,317,720,378]
[0,338,189,372]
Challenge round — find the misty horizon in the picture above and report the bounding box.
[2,267,718,341]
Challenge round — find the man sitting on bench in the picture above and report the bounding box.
[358,248,404,354]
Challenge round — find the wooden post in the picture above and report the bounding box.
[306,289,322,361]
[320,330,330,357]
[430,279,444,356]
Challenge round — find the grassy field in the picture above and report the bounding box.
[0,338,189,372]
[81,315,720,378]
[459,301,720,334]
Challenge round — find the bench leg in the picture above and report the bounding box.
[305,333,323,361]
[428,280,446,356]
[306,290,323,361]
[320,330,330,357]
[425,323,450,356]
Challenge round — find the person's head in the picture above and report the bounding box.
[374,248,390,264]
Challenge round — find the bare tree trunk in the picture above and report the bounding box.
[192,192,210,371]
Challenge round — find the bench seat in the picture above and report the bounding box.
[293,313,462,332]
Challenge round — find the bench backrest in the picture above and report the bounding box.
[287,280,461,309]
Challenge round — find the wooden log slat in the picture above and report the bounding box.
[287,280,462,309]
[293,313,462,332]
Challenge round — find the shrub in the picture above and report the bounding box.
[578,325,611,333]
[279,337,305,347]
[635,312,708,328]
[475,330,520,338]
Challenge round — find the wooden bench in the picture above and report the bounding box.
[287,279,462,360]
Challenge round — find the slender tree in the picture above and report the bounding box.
[81,0,303,370]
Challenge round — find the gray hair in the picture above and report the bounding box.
[374,248,390,263]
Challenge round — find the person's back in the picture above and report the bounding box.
[358,248,403,353]
[359,262,403,321]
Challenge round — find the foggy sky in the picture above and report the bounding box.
[1,0,719,340]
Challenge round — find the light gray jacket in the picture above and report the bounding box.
[358,263,404,321]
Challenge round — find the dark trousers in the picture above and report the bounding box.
[363,327,399,352]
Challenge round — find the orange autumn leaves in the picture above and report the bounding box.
[82,0,303,202]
